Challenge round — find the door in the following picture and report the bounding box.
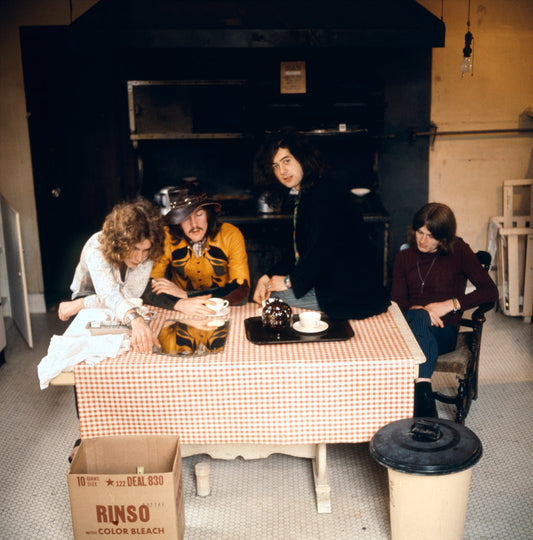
[0,196,33,348]
[20,27,137,307]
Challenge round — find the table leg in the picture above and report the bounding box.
[182,443,332,513]
[312,443,331,514]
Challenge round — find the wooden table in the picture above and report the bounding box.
[51,302,423,512]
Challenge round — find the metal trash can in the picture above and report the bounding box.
[370,418,482,540]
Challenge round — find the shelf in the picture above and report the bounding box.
[220,211,389,225]
[298,128,368,136]
[130,132,246,140]
[220,214,293,225]
[130,129,371,141]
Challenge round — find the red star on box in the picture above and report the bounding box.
[106,478,114,486]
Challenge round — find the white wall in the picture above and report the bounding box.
[418,0,533,250]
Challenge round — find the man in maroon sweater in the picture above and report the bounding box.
[391,203,498,417]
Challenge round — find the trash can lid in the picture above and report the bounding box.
[370,418,483,475]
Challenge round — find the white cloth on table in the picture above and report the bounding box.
[38,333,125,390]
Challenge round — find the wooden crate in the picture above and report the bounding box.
[503,178,533,228]
[493,179,533,322]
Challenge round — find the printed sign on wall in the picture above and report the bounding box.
[280,61,306,94]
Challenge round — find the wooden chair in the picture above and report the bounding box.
[433,251,495,424]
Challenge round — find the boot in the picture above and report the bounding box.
[414,381,438,418]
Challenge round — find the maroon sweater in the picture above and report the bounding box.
[391,237,498,330]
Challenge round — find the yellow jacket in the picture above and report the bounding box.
[151,223,249,292]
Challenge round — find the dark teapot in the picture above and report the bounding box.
[262,298,292,331]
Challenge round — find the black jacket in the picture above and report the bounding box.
[270,178,390,319]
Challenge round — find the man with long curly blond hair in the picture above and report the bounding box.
[58,197,165,353]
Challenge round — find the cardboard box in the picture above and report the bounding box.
[68,436,184,539]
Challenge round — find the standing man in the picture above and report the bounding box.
[144,182,250,317]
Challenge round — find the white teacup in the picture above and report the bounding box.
[299,311,321,330]
[209,298,229,313]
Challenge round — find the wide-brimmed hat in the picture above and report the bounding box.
[166,183,221,225]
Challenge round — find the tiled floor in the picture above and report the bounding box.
[0,308,531,539]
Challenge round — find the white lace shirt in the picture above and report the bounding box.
[69,232,153,323]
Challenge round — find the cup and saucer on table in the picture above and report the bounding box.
[244,302,353,344]
[293,311,329,334]
[206,298,230,317]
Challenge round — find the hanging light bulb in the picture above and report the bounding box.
[460,30,473,76]
[460,0,474,77]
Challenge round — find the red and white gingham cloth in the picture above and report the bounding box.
[75,302,423,444]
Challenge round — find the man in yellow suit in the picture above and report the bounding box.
[143,183,250,317]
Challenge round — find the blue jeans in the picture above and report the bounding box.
[271,288,320,311]
[404,309,458,378]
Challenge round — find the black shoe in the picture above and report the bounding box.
[414,381,438,418]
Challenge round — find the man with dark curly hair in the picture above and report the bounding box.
[252,128,389,320]
[58,197,165,353]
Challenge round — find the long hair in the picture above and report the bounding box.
[408,202,457,254]
[253,128,330,204]
[167,206,221,244]
[100,197,165,265]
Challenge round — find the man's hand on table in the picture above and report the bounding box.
[130,316,161,353]
[174,295,217,318]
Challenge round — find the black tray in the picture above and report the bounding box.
[244,315,354,345]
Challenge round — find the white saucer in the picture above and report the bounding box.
[293,320,329,334]
[207,318,226,327]
[206,307,230,317]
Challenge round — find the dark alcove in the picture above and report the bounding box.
[20,0,444,305]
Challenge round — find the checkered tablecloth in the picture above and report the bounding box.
[75,302,423,444]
